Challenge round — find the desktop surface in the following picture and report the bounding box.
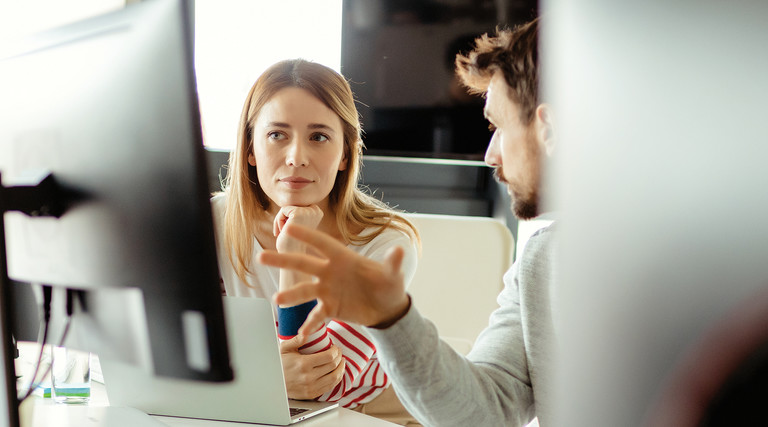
[22,382,396,427]
[25,401,396,427]
[17,344,396,427]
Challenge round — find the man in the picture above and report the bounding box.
[259,18,557,426]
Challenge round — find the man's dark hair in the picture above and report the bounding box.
[455,18,540,125]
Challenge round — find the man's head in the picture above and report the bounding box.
[455,18,553,220]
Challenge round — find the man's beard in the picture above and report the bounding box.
[512,195,539,220]
[494,168,539,220]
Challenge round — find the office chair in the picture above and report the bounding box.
[403,213,514,355]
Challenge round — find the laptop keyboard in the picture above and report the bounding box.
[289,407,310,417]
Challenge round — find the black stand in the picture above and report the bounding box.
[0,171,69,427]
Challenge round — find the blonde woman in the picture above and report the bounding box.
[211,59,421,425]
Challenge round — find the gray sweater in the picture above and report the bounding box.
[368,225,557,426]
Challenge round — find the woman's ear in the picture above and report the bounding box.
[248,153,257,167]
[338,145,350,172]
[536,104,556,156]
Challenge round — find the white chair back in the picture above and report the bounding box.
[403,213,514,355]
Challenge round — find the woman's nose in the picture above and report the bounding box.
[286,140,308,167]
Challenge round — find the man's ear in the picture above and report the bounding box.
[536,104,556,156]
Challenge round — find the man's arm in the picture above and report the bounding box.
[367,265,537,427]
[258,224,550,426]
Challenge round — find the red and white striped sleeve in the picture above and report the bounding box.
[278,318,390,408]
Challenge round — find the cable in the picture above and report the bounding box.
[18,287,75,402]
[27,315,73,399]
[17,285,51,401]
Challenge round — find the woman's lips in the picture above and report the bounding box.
[279,177,312,189]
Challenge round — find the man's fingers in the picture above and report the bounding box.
[384,245,405,275]
[274,282,320,307]
[299,304,329,339]
[283,224,346,257]
[257,250,325,275]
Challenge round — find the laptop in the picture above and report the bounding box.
[101,297,338,425]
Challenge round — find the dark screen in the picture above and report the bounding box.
[341,0,537,160]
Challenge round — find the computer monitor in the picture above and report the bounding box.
[0,0,233,424]
[341,0,536,160]
[545,0,768,425]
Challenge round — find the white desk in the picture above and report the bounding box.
[16,344,395,427]
[21,381,396,427]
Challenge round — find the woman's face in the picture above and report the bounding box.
[248,87,347,212]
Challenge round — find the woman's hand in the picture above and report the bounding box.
[279,334,345,400]
[273,205,323,254]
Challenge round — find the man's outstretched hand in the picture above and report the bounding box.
[257,224,411,337]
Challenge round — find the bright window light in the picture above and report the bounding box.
[0,0,124,44]
[194,0,343,150]
[1,0,342,152]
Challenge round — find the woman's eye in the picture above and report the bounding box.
[267,131,286,141]
[310,133,329,143]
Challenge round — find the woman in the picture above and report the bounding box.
[211,59,421,425]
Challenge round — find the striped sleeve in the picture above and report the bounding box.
[312,320,390,407]
[275,310,390,408]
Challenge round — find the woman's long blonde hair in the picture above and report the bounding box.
[221,59,419,283]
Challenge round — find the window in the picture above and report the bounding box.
[194,1,343,149]
[1,0,343,151]
[0,0,124,41]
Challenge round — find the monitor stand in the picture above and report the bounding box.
[1,171,70,427]
[2,172,210,426]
